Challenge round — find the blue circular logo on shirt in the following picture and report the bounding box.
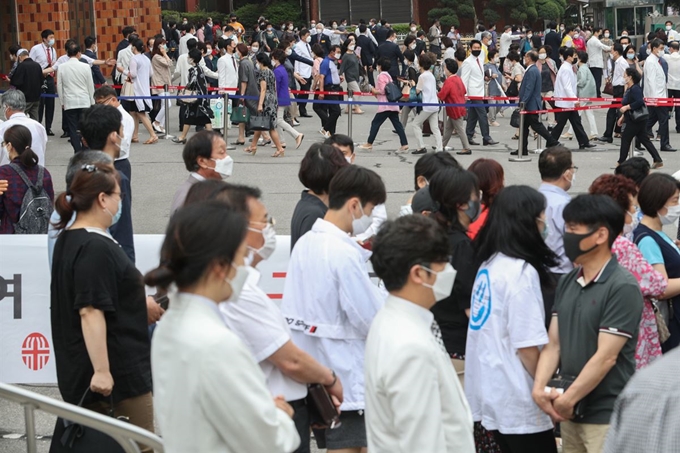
[470,269,492,331]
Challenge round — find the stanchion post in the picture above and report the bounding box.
[532,130,544,154]
[223,91,235,150]
[163,84,175,140]
[347,91,353,137]
[509,102,532,162]
[629,139,634,160]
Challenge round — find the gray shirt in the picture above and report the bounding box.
[538,182,573,274]
[339,52,361,83]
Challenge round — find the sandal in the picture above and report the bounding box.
[359,144,373,151]
[397,145,409,153]
[131,137,139,143]
[272,149,285,158]
[512,134,519,140]
[295,134,305,149]
[244,146,258,155]
[232,140,246,146]
[144,135,159,145]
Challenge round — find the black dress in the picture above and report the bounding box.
[184,65,213,126]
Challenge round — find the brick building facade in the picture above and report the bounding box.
[1,0,162,85]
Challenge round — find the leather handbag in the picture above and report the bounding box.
[630,104,649,123]
[49,389,127,453]
[510,108,521,128]
[306,384,341,430]
[603,79,614,96]
[230,104,250,124]
[385,82,403,103]
[121,80,134,98]
[408,86,422,103]
[178,86,198,104]
[248,114,273,131]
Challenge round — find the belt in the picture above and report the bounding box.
[288,397,307,409]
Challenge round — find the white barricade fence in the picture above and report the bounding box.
[0,234,292,384]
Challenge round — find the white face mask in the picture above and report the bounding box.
[668,26,673,31]
[411,26,417,32]
[351,203,372,235]
[248,223,277,260]
[421,263,457,302]
[285,48,292,56]
[539,53,547,60]
[348,44,355,51]
[345,155,353,164]
[288,25,294,30]
[660,204,680,225]
[212,155,234,178]
[409,43,416,50]
[604,33,610,38]
[306,36,311,43]
[226,264,249,302]
[334,52,341,59]
[251,47,259,54]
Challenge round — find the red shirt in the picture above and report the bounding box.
[437,75,467,120]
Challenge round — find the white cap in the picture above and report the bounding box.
[17,48,29,57]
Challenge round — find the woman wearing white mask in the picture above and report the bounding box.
[589,174,666,369]
[147,201,301,453]
[340,38,365,114]
[50,163,156,448]
[172,48,213,144]
[634,173,680,353]
[466,186,559,453]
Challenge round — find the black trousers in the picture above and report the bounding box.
[150,94,161,123]
[63,108,85,153]
[289,398,310,453]
[669,89,680,132]
[551,110,589,147]
[590,67,603,98]
[314,86,342,135]
[521,113,558,154]
[492,429,558,453]
[39,75,55,130]
[296,77,312,114]
[604,85,624,138]
[620,117,662,164]
[647,106,671,149]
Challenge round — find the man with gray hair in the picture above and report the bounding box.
[481,31,493,63]
[0,90,48,166]
[9,48,43,120]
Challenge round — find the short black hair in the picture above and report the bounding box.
[562,47,575,60]
[526,50,539,63]
[182,130,222,172]
[371,215,450,291]
[429,167,479,232]
[539,146,572,181]
[419,53,433,70]
[79,105,122,150]
[651,38,664,50]
[638,173,680,218]
[470,39,482,49]
[66,42,80,57]
[615,157,650,187]
[625,67,641,84]
[256,52,271,67]
[577,50,588,63]
[328,165,386,210]
[671,41,680,51]
[84,36,97,49]
[387,29,396,39]
[563,194,625,247]
[41,29,55,40]
[325,134,354,153]
[122,26,135,38]
[612,43,624,55]
[187,38,198,51]
[93,85,117,101]
[444,58,458,74]
[413,152,460,191]
[298,143,349,195]
[188,48,202,65]
[376,57,391,71]
[194,183,262,215]
[454,47,467,62]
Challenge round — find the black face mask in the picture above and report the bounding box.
[471,50,482,57]
[563,230,598,263]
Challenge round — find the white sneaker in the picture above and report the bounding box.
[444,146,454,151]
[633,150,644,157]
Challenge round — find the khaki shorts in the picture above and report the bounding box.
[451,358,465,387]
[560,421,609,453]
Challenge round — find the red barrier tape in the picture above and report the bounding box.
[523,104,623,114]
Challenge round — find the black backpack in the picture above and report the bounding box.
[8,163,53,234]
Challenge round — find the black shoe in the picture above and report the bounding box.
[300,113,313,118]
[676,129,680,133]
[60,132,69,138]
[483,139,499,146]
[510,150,528,156]
[411,148,427,155]
[661,146,678,152]
[46,129,55,136]
[392,130,398,134]
[579,143,597,149]
[597,136,613,143]
[456,149,472,155]
[468,139,480,146]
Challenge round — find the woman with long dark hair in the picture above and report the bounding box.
[466,185,558,453]
[146,202,300,452]
[150,37,172,135]
[467,158,504,239]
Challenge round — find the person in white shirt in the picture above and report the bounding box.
[146,202,300,453]
[57,43,94,153]
[460,40,497,148]
[408,53,443,155]
[281,165,386,453]
[365,215,475,453]
[294,29,315,117]
[499,25,523,67]
[549,48,594,149]
[173,38,218,132]
[645,38,675,152]
[178,23,196,56]
[28,29,57,135]
[599,43,629,142]
[666,20,680,42]
[217,37,239,92]
[93,86,134,182]
[466,185,558,452]
[0,90,47,166]
[115,33,137,93]
[586,28,611,97]
[664,41,680,134]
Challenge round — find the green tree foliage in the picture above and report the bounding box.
[536,0,566,21]
[428,0,476,28]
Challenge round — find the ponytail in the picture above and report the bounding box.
[18,146,38,168]
[53,192,75,231]
[144,263,176,290]
[3,124,37,168]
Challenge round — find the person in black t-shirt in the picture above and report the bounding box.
[50,162,155,440]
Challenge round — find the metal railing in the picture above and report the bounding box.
[0,383,164,453]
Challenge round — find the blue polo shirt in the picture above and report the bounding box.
[319,57,340,86]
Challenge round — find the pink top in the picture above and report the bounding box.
[611,235,667,369]
[375,71,399,113]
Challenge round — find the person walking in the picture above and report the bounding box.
[8,49,43,121]
[150,37,172,135]
[271,49,305,151]
[461,40,497,147]
[358,58,408,153]
[173,49,214,144]
[644,38,676,152]
[599,44,628,143]
[339,40,364,115]
[29,29,57,135]
[664,41,680,134]
[294,29,315,117]
[410,53,442,154]
[617,68,662,168]
[586,28,611,97]
[57,42,94,153]
[121,40,158,145]
[315,45,343,137]
[310,44,330,137]
[438,58,471,154]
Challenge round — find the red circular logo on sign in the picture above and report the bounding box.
[21,333,50,371]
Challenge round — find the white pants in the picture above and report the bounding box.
[277,107,300,141]
[412,110,442,150]
[155,92,171,126]
[568,101,598,136]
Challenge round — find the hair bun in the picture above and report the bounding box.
[143,265,176,289]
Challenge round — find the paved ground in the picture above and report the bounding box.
[2,97,680,452]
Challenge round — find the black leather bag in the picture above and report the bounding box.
[630,105,649,123]
[49,389,128,453]
[510,108,521,128]
[248,114,274,131]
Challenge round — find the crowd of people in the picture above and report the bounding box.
[4,13,680,453]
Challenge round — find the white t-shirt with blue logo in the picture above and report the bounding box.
[464,252,553,434]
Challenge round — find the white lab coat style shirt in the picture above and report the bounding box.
[221,267,308,401]
[664,52,680,91]
[152,292,301,453]
[217,52,239,89]
[52,53,96,72]
[612,55,629,87]
[554,61,577,108]
[0,113,47,166]
[56,58,94,110]
[460,55,485,97]
[465,253,553,435]
[117,104,134,161]
[281,218,385,411]
[586,36,611,69]
[173,53,219,86]
[179,32,195,56]
[644,53,667,100]
[365,295,475,453]
[294,40,314,78]
[499,32,522,58]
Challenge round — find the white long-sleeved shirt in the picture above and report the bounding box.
[294,40,314,78]
[52,53,96,72]
[116,104,134,161]
[56,58,94,110]
[152,292,301,453]
[356,29,379,47]
[499,32,522,58]
[664,52,680,90]
[0,113,47,166]
[586,36,611,69]
[612,55,629,87]
[116,45,133,80]
[460,55,485,97]
[281,218,385,411]
[644,53,667,99]
[217,52,239,89]
[554,60,578,108]
[365,295,475,453]
[173,53,219,86]
[178,32,195,56]
[355,203,387,242]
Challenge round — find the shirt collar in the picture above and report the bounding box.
[539,182,570,198]
[190,172,206,181]
[386,295,434,326]
[177,291,224,320]
[311,218,372,261]
[9,113,27,120]
[575,256,616,287]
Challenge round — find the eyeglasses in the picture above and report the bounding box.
[570,166,579,173]
[249,215,275,227]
